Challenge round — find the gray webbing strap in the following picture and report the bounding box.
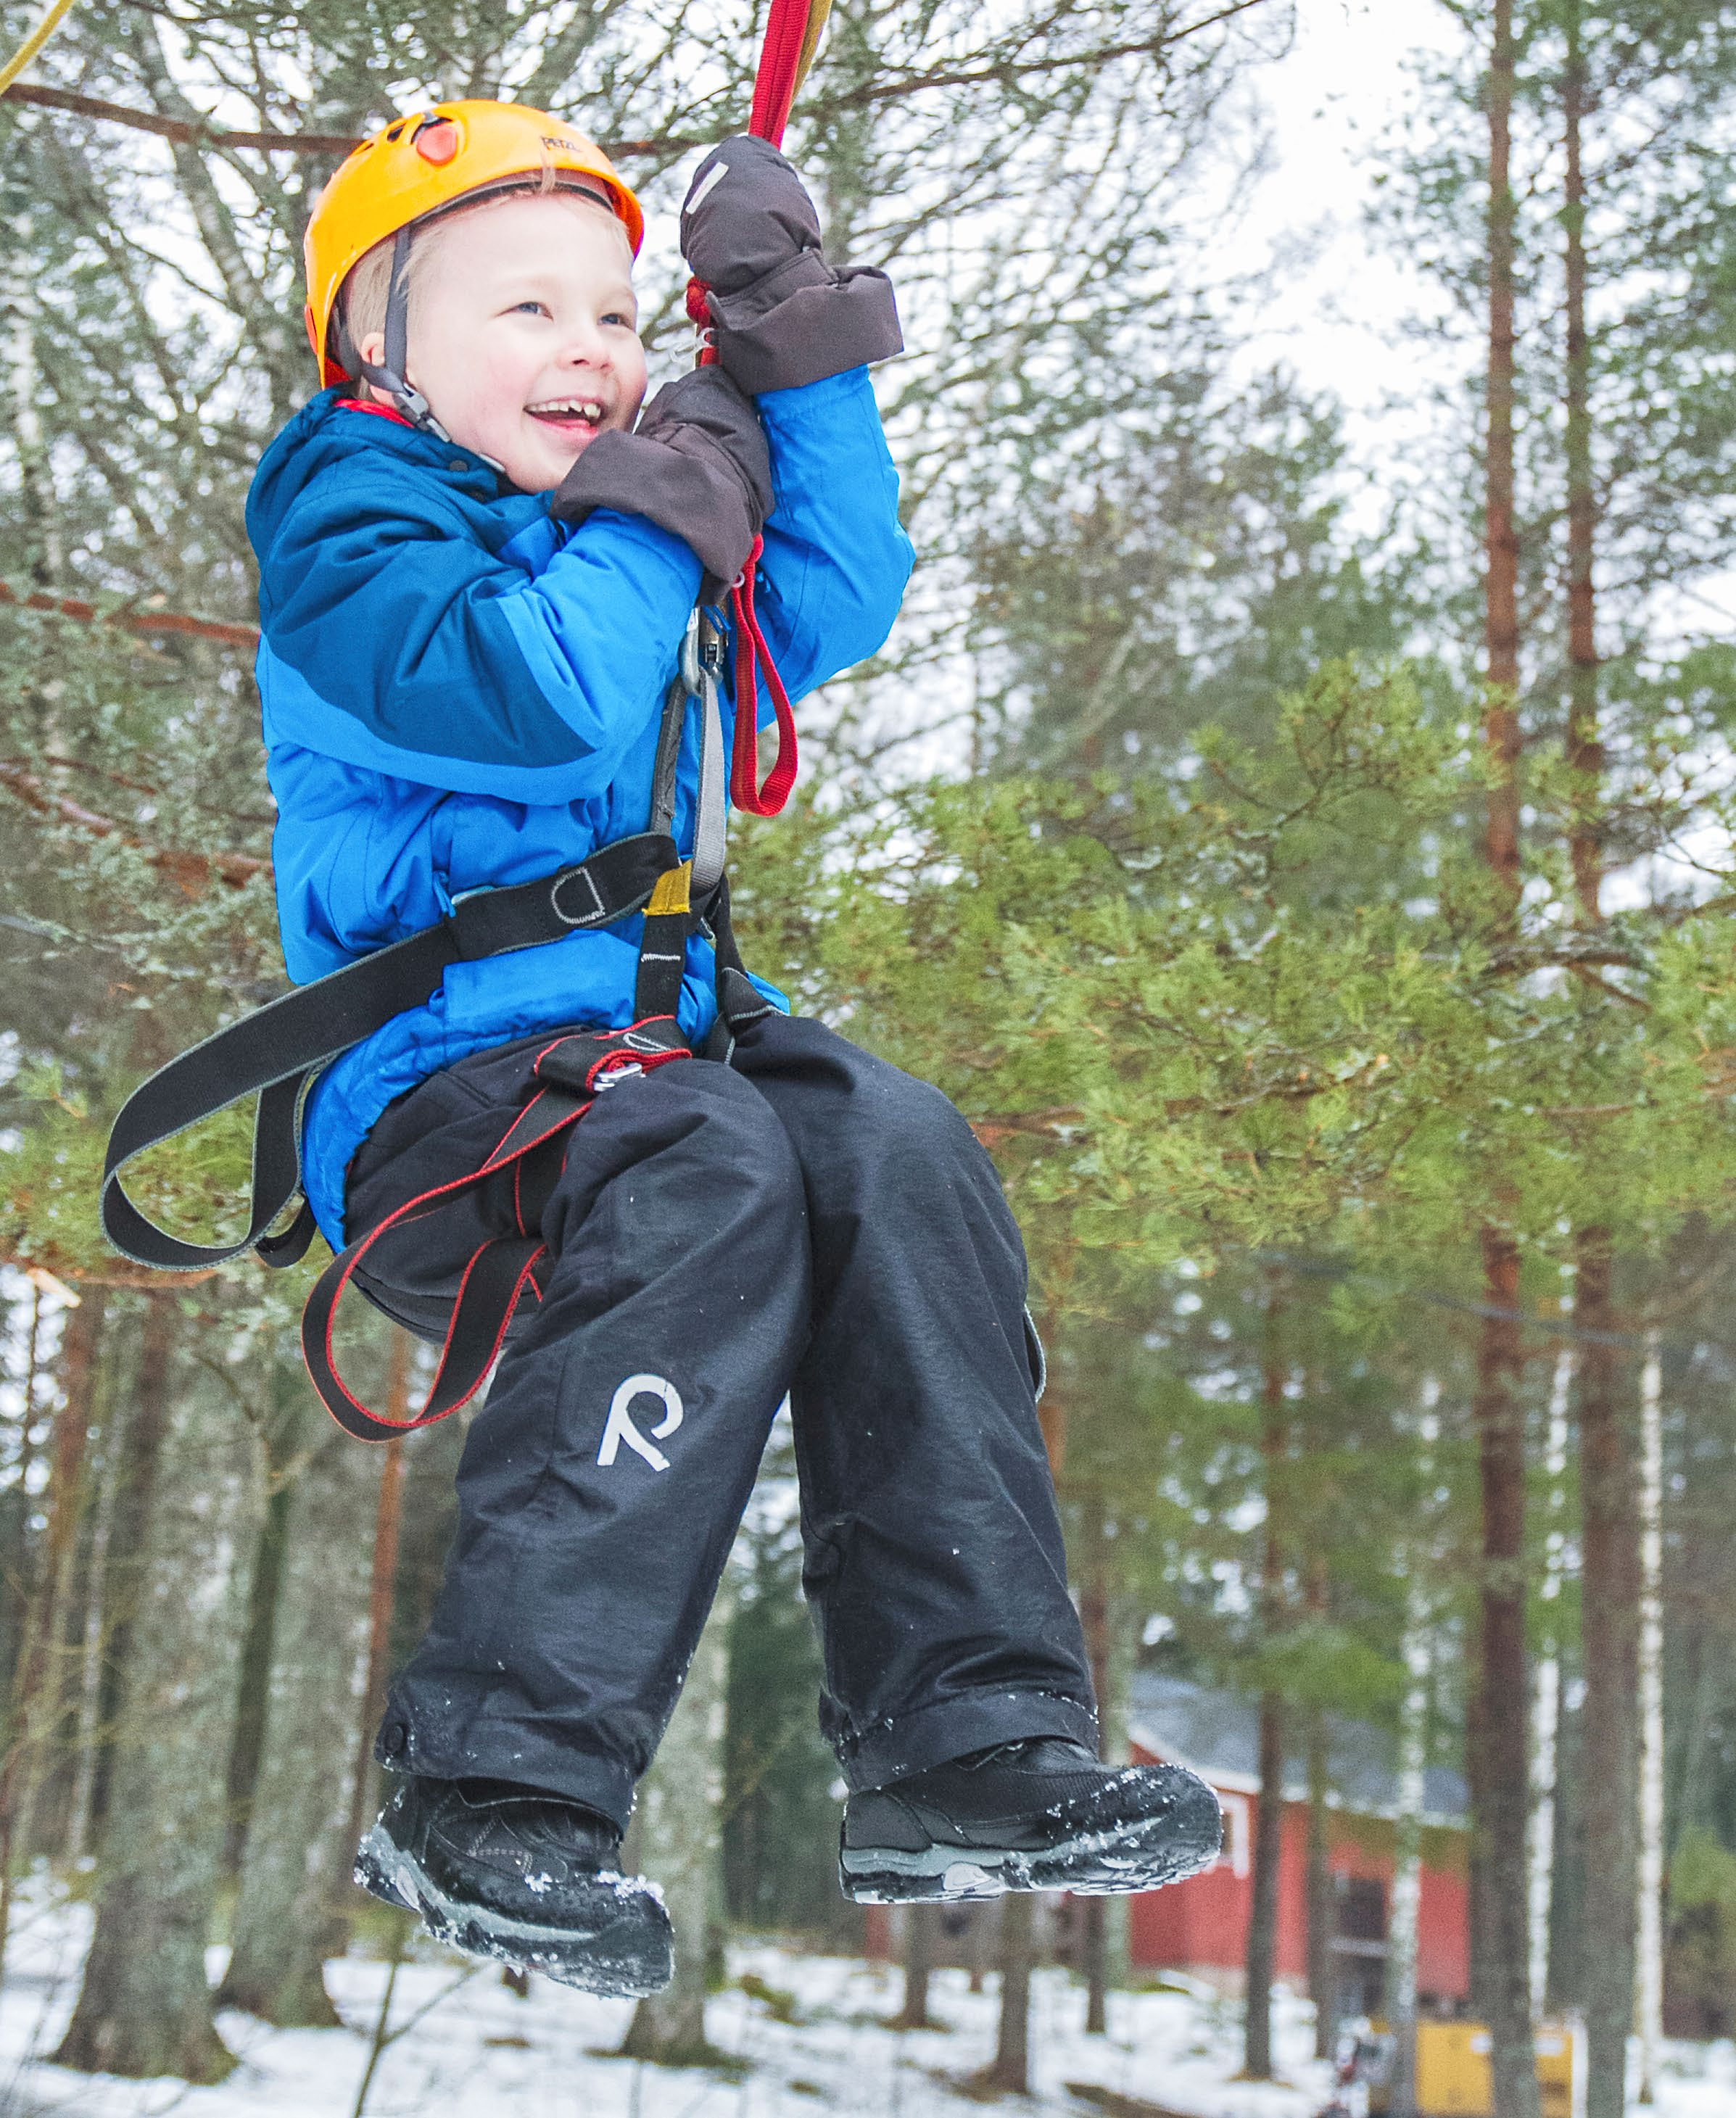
[688,613,729,898]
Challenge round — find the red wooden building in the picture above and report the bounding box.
[1126,1675,1471,2020]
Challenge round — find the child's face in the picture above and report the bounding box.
[360,191,648,494]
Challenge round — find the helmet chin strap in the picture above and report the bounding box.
[337,224,512,473]
[350,226,453,443]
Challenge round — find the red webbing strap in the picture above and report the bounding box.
[685,0,817,787]
[302,1023,690,1442]
[748,0,815,146]
[303,1091,583,1442]
[727,536,798,815]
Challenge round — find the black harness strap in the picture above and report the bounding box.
[101,830,682,1273]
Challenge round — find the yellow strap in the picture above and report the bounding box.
[646,861,693,917]
[791,0,832,104]
[0,0,77,97]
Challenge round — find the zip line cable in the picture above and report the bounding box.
[0,0,74,97]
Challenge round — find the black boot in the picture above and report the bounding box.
[355,1775,673,1996]
[838,1738,1223,1903]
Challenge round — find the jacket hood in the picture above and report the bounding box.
[247,387,505,563]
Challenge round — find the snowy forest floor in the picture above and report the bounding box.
[0,1890,1732,2118]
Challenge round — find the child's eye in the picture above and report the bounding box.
[601,310,635,330]
[512,300,550,318]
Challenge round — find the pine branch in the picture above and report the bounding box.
[0,761,268,888]
[809,0,1282,117]
[1,80,695,157]
[3,80,362,151]
[0,579,258,648]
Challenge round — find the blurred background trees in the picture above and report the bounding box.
[1,0,1735,2111]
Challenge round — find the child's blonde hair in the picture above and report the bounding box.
[338,173,621,371]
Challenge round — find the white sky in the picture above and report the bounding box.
[1234,0,1734,909]
[1231,0,1465,437]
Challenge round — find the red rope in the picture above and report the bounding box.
[748,0,814,147]
[728,536,798,815]
[687,0,817,809]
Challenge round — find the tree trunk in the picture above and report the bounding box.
[0,1283,47,1712]
[1532,1342,1573,2015]
[1246,1282,1288,2081]
[1669,1621,1714,1867]
[1,224,65,590]
[1080,1495,1110,2035]
[54,1301,248,2083]
[344,1341,410,1871]
[984,1892,1033,2093]
[219,1421,373,2027]
[1244,1695,1284,2080]
[27,1289,109,1856]
[65,1369,126,1869]
[1473,1227,1538,2118]
[1477,33,1532,2072]
[1562,25,1633,2092]
[1307,1710,1334,2059]
[1634,1333,1664,2103]
[1079,1896,1107,2038]
[1484,0,1521,875]
[1577,1235,1637,2118]
[1562,0,1601,932]
[221,1475,293,1878]
[1466,1636,1490,2025]
[894,1905,935,2030]
[0,1285,102,1956]
[1389,1576,1432,2118]
[86,1296,179,1844]
[621,1573,735,2063]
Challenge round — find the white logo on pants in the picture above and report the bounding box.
[598,1374,685,1473]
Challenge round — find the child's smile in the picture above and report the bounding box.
[526,394,611,434]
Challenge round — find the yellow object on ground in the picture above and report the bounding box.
[1385,2021,1584,2118]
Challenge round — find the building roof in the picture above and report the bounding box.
[1126,1671,1468,1829]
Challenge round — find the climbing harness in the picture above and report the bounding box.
[101,4,835,1436]
[103,613,769,1434]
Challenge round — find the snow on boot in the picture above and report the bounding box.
[355,1774,672,1996]
[838,1737,1223,1903]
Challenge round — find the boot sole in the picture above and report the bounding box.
[838,1800,1223,1905]
[355,1824,674,1998]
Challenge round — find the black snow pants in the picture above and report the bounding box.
[344,1011,1096,1832]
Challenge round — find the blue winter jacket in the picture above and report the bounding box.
[247,371,913,1249]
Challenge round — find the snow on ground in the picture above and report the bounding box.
[0,1889,1728,2117]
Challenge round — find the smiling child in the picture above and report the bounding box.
[247,101,1220,1998]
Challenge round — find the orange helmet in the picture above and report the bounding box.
[302,99,644,401]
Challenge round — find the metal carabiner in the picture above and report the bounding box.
[679,605,705,700]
